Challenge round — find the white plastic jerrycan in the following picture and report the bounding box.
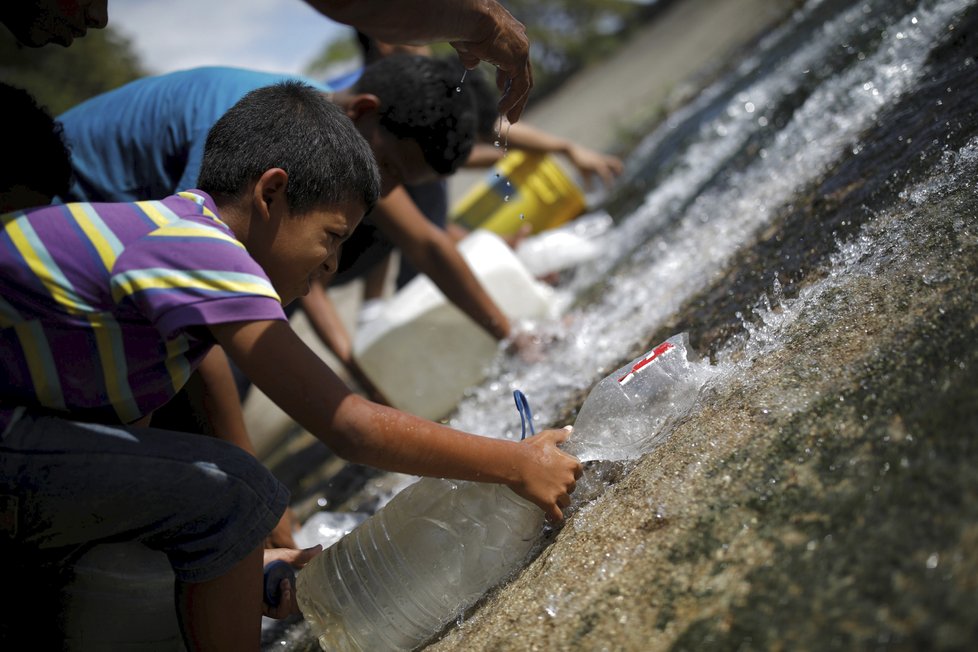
[352,229,557,420]
[60,542,183,651]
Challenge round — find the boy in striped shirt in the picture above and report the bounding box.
[0,81,581,650]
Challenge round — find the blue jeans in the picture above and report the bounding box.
[0,411,288,583]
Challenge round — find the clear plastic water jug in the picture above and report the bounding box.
[296,475,544,651]
[563,332,717,463]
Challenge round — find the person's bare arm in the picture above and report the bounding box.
[465,142,507,168]
[488,121,625,190]
[212,319,581,522]
[193,347,298,548]
[299,281,392,405]
[372,185,511,340]
[192,347,254,449]
[305,0,531,122]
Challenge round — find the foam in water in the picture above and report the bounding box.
[449,0,962,444]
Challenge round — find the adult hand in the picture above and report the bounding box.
[307,0,533,121]
[0,0,109,47]
[450,2,533,123]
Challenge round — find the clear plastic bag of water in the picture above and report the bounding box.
[563,332,717,463]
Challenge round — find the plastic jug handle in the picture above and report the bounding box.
[513,390,535,440]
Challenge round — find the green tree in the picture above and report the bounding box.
[304,29,360,78]
[0,26,144,116]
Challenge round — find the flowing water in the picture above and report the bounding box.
[269,0,978,648]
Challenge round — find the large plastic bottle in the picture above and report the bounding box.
[562,332,717,463]
[296,476,544,651]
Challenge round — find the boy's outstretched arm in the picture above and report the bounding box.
[190,348,299,549]
[298,280,392,405]
[211,319,581,521]
[371,186,511,341]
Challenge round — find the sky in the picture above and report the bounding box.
[109,0,352,76]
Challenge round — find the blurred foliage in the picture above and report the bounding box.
[305,31,361,77]
[303,27,457,79]
[0,26,144,116]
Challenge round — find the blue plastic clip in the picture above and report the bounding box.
[513,390,535,441]
[263,560,295,607]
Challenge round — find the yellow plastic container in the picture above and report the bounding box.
[451,150,586,236]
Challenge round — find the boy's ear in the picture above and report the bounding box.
[345,93,381,122]
[252,168,289,221]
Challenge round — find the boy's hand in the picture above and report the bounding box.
[511,426,582,523]
[261,545,323,618]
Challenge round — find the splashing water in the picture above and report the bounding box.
[270,0,978,648]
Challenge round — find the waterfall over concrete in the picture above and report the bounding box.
[268,0,978,648]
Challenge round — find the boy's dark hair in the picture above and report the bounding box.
[197,81,380,214]
[353,54,476,176]
[0,83,73,202]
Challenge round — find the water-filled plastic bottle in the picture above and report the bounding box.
[563,332,717,463]
[296,476,543,651]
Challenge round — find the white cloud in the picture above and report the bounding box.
[109,0,351,76]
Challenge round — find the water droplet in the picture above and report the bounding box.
[519,213,525,220]
[494,140,501,148]
[504,195,511,202]
[455,86,462,93]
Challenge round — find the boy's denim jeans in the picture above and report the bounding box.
[0,411,288,583]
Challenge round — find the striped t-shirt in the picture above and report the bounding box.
[0,190,286,429]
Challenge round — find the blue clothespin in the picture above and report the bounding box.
[263,560,295,607]
[513,390,535,441]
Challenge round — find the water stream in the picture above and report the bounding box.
[268,0,978,648]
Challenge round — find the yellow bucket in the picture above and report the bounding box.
[450,150,586,236]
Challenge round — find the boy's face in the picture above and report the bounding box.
[342,94,443,195]
[252,199,365,306]
[368,125,441,196]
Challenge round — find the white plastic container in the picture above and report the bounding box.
[296,476,543,652]
[514,210,614,278]
[564,332,717,463]
[352,229,557,420]
[61,542,183,651]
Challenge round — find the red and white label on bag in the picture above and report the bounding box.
[617,341,674,386]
